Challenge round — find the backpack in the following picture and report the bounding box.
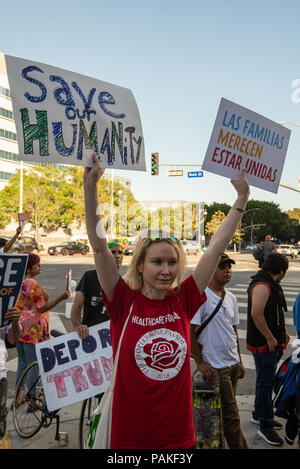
[272,355,300,418]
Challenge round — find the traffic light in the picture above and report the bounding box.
[151,152,159,175]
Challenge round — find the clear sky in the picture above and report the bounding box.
[2,0,300,211]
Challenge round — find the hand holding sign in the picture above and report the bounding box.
[4,306,21,324]
[0,254,28,327]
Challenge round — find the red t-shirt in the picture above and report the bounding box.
[102,275,206,449]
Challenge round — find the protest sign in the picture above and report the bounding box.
[0,254,28,326]
[18,211,31,233]
[202,98,291,193]
[4,53,145,170]
[66,269,72,292]
[35,322,112,411]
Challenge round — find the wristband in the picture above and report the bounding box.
[233,207,245,213]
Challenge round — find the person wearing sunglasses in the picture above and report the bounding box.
[83,153,250,449]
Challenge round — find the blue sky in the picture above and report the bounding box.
[2,0,300,210]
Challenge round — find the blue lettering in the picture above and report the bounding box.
[54,343,70,366]
[71,82,97,121]
[67,339,80,360]
[98,91,125,119]
[52,122,77,156]
[97,328,111,348]
[40,347,55,373]
[49,75,75,107]
[82,335,97,353]
[22,66,47,103]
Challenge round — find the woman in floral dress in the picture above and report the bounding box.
[14,253,69,403]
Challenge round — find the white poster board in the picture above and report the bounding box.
[202,98,291,193]
[35,322,112,411]
[4,54,145,170]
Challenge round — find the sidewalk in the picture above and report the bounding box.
[237,395,297,450]
[0,394,297,450]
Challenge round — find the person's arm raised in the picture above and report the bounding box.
[192,169,250,294]
[84,154,119,301]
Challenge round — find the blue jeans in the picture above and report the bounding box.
[15,342,38,392]
[252,348,283,432]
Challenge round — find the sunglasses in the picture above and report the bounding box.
[140,229,179,243]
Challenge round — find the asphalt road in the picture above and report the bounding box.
[6,252,300,396]
[3,253,300,450]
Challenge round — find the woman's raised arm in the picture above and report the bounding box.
[84,154,119,301]
[192,169,250,294]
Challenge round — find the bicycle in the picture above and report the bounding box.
[12,329,103,448]
[12,359,68,443]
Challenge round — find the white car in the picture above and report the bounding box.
[276,245,298,258]
[181,240,200,255]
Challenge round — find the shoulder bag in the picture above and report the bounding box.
[84,303,133,449]
[195,290,225,351]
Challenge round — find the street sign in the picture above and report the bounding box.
[167,170,183,177]
[187,171,203,178]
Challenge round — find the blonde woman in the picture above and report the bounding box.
[84,154,249,449]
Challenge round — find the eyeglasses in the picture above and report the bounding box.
[139,229,179,243]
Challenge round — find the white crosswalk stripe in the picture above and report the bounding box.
[6,283,300,374]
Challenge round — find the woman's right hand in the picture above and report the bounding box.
[84,153,105,186]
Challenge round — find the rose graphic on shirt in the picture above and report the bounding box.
[143,338,181,372]
[135,328,187,381]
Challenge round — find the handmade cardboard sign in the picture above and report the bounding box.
[35,322,112,411]
[18,211,31,233]
[0,254,28,327]
[202,98,291,193]
[4,54,145,170]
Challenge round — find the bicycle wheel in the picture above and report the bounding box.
[78,394,102,449]
[13,361,45,438]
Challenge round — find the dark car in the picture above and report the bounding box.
[48,241,89,256]
[0,235,39,253]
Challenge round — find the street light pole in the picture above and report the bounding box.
[239,208,260,250]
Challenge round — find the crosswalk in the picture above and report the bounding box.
[228,280,300,372]
[6,280,300,376]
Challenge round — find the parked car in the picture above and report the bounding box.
[276,245,298,258]
[244,244,258,252]
[123,241,137,255]
[181,240,200,255]
[0,235,39,253]
[48,241,89,256]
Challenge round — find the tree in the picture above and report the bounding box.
[0,164,139,240]
[205,210,226,239]
[242,200,293,244]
